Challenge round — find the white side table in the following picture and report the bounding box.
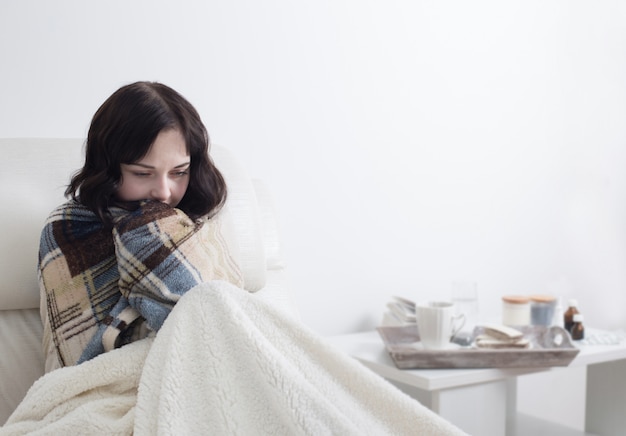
[326,330,626,436]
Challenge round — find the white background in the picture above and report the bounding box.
[1,0,625,339]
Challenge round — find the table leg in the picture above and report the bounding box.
[585,358,626,436]
[433,380,508,436]
[506,377,517,431]
[388,379,508,436]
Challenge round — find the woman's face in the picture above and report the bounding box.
[117,129,190,207]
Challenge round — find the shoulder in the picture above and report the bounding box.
[40,200,105,249]
[44,199,95,224]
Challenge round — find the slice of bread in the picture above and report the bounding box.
[475,335,530,349]
[480,323,524,341]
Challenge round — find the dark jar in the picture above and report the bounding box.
[563,299,580,333]
[571,313,584,341]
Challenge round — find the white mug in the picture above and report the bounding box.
[416,301,466,350]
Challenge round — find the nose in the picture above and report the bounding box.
[150,176,171,203]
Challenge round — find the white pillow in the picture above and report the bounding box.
[211,144,267,292]
[0,139,84,310]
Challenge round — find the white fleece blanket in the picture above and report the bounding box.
[1,282,466,435]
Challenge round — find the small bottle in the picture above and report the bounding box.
[571,314,584,340]
[563,299,580,333]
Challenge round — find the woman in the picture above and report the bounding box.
[38,81,243,371]
[25,82,465,435]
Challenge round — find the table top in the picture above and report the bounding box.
[325,328,626,391]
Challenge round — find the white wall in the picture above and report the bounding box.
[2,0,626,336]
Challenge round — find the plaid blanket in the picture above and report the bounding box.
[38,199,243,371]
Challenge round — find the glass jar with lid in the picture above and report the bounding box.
[530,295,557,326]
[502,295,531,326]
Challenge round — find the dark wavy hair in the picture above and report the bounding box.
[66,81,227,226]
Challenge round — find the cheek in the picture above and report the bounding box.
[169,179,190,203]
[116,179,143,201]
[176,179,190,197]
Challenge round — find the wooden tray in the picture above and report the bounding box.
[377,325,580,369]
